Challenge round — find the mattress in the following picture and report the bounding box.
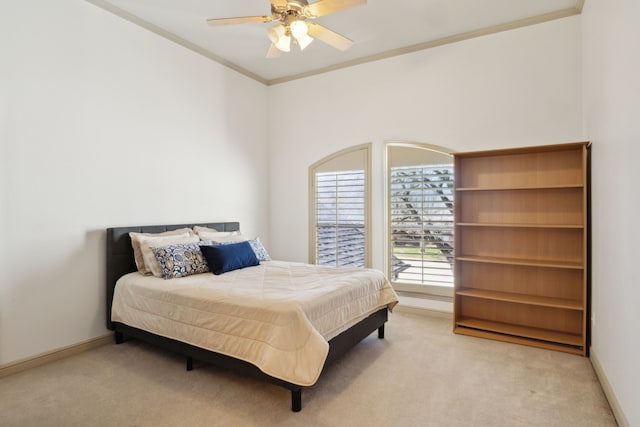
[111,260,398,386]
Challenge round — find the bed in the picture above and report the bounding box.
[106,222,398,412]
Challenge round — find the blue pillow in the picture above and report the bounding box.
[211,237,272,262]
[201,241,260,275]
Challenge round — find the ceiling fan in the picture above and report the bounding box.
[206,0,367,58]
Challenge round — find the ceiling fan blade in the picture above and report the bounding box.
[266,43,283,59]
[306,22,353,51]
[306,0,366,17]
[207,16,274,26]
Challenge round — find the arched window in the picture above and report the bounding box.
[309,144,371,267]
[387,142,454,297]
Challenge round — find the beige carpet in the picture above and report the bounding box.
[0,312,615,427]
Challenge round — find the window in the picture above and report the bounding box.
[387,143,454,296]
[308,142,454,298]
[309,145,371,267]
[315,170,365,267]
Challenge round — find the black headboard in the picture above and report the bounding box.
[106,222,240,330]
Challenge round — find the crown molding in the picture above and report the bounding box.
[85,0,268,85]
[86,0,583,87]
[268,3,584,85]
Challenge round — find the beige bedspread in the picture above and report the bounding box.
[111,260,398,386]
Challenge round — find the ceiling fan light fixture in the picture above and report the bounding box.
[275,34,291,52]
[290,20,308,40]
[297,34,314,50]
[267,24,285,44]
[267,24,290,52]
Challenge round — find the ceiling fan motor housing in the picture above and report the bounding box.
[271,0,312,23]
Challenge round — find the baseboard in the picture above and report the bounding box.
[0,334,113,378]
[394,294,454,319]
[394,302,453,320]
[590,348,630,427]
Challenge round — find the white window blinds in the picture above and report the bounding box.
[310,144,370,268]
[315,170,365,267]
[388,144,454,292]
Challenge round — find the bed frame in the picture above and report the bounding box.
[106,222,389,412]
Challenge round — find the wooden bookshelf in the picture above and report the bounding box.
[453,142,589,355]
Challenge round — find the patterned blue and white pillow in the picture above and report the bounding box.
[152,241,212,279]
[212,237,271,262]
[248,238,271,261]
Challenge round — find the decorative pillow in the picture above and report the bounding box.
[193,225,220,233]
[196,229,242,242]
[140,234,200,277]
[248,238,271,261]
[201,241,260,275]
[209,237,271,261]
[152,242,211,279]
[130,228,195,274]
[210,234,246,244]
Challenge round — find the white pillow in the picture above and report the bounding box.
[211,234,246,243]
[195,229,243,242]
[193,225,220,234]
[129,228,194,274]
[139,233,200,277]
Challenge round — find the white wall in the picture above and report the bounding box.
[582,1,640,425]
[2,2,636,423]
[267,17,583,268]
[0,0,268,365]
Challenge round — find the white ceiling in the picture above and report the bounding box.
[88,0,583,85]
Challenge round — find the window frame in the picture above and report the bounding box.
[385,141,455,298]
[309,144,372,267]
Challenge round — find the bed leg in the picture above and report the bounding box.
[378,324,385,339]
[115,331,124,344]
[186,357,193,371]
[291,389,302,412]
